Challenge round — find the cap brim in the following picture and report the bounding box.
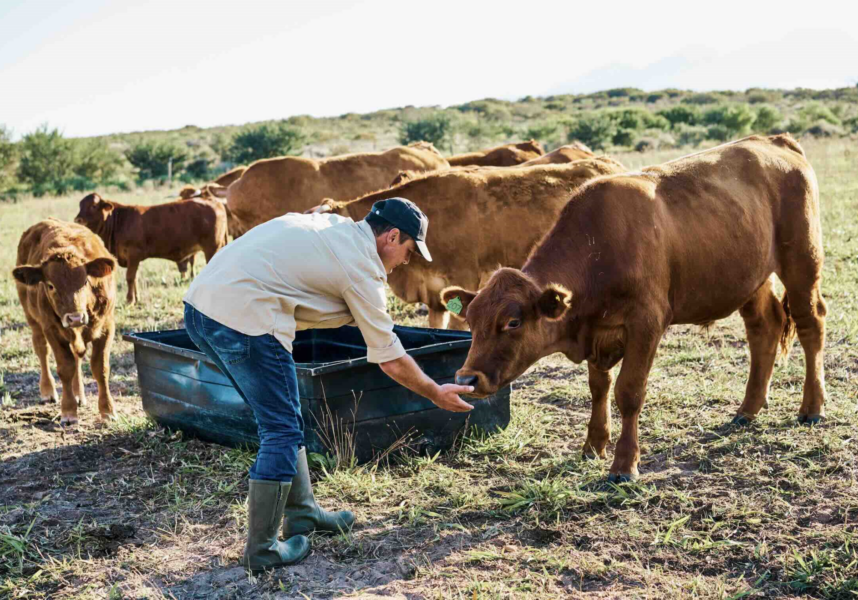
[416,239,432,262]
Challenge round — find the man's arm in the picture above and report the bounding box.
[379,354,474,412]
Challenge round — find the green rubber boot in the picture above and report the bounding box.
[243,480,311,573]
[282,448,356,538]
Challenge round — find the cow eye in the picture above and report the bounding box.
[504,319,521,331]
[46,282,55,291]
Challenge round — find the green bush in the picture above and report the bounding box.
[226,121,306,164]
[799,102,841,126]
[843,116,858,133]
[16,125,76,191]
[702,104,755,138]
[606,87,644,98]
[525,120,560,142]
[399,114,453,148]
[682,93,720,105]
[646,92,666,103]
[125,140,189,181]
[674,124,709,147]
[753,105,783,133]
[566,113,616,150]
[612,129,636,147]
[73,139,125,181]
[0,125,16,191]
[658,105,699,127]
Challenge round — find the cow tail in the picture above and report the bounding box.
[779,292,797,362]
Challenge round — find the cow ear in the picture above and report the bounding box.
[536,284,572,321]
[12,265,44,286]
[85,257,116,278]
[100,200,115,215]
[440,286,477,321]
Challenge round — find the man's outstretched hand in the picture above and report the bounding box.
[433,384,474,412]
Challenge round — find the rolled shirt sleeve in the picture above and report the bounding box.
[343,277,406,364]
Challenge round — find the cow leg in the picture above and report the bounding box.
[733,278,786,424]
[47,337,80,425]
[782,280,827,424]
[30,322,58,403]
[125,260,140,304]
[609,319,663,481]
[91,321,116,421]
[188,254,196,278]
[428,308,446,329]
[72,359,87,407]
[583,362,612,459]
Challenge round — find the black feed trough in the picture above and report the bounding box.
[122,326,511,464]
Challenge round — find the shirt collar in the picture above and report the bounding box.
[356,219,387,280]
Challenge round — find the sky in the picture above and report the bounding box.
[2,0,857,139]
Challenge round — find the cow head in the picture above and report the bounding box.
[74,193,114,232]
[442,268,571,397]
[13,254,115,329]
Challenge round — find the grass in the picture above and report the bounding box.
[0,137,856,598]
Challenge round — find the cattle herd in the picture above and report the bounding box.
[11,134,827,482]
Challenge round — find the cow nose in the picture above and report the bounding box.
[456,374,479,387]
[62,313,89,328]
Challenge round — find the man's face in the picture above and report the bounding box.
[378,229,417,274]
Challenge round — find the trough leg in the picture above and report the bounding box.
[583,362,612,459]
[608,319,663,482]
[30,322,58,403]
[91,321,116,421]
[733,279,785,425]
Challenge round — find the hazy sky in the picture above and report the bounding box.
[2,0,857,138]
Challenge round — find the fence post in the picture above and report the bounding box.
[167,158,173,186]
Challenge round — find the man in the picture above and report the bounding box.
[183,198,474,573]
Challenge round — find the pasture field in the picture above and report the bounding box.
[0,139,857,599]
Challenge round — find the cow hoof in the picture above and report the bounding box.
[60,415,79,427]
[41,395,59,404]
[98,412,117,422]
[798,414,825,426]
[76,396,88,407]
[731,414,752,426]
[607,473,636,484]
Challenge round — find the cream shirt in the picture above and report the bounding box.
[183,213,406,363]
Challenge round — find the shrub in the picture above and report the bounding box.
[16,125,77,192]
[612,129,636,147]
[843,116,858,133]
[606,87,644,98]
[706,124,732,141]
[399,114,453,148]
[753,105,783,133]
[658,105,699,127]
[798,102,841,126]
[525,120,560,142]
[682,93,720,105]
[702,104,755,137]
[73,139,125,181]
[805,121,843,137]
[646,92,665,103]
[0,125,16,191]
[125,140,189,181]
[674,123,708,147]
[566,113,616,150]
[226,121,306,164]
[184,156,213,180]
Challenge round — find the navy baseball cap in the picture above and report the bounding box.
[369,197,432,262]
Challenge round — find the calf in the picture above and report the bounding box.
[447,140,545,167]
[74,193,228,303]
[13,219,118,425]
[442,134,826,481]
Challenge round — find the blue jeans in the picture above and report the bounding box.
[184,303,303,482]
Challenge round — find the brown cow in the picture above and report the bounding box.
[441,134,826,482]
[447,140,545,167]
[308,157,625,329]
[520,143,596,166]
[209,142,449,236]
[74,193,228,303]
[13,219,117,425]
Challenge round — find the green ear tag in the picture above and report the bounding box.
[446,296,463,315]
